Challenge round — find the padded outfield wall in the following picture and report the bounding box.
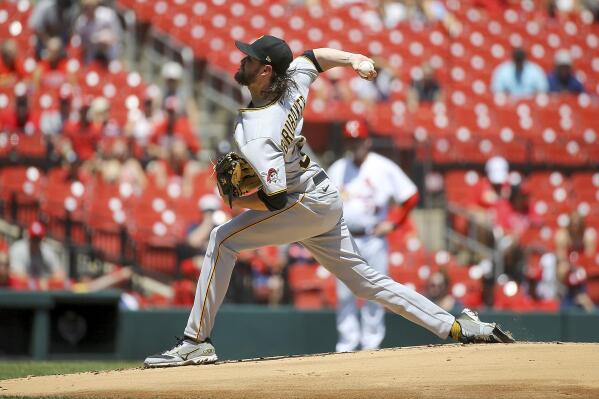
[1,291,599,360]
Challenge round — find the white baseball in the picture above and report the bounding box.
[357,60,375,78]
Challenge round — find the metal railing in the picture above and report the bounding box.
[445,202,504,279]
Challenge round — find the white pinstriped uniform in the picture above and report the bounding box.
[328,153,418,351]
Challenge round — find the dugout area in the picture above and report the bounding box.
[2,290,599,361]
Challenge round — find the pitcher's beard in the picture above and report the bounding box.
[234,67,258,86]
[234,70,248,85]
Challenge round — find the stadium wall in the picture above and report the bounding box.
[1,291,599,360]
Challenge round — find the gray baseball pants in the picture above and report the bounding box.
[336,235,388,351]
[184,174,455,342]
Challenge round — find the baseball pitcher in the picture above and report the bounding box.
[144,35,514,367]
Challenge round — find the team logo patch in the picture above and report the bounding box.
[262,168,280,184]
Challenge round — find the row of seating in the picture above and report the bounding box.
[0,165,217,275]
[446,169,599,224]
[115,0,599,92]
[444,168,599,304]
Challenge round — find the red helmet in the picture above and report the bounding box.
[28,221,46,239]
[343,119,369,139]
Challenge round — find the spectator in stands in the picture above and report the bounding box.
[491,47,548,98]
[583,0,599,22]
[149,96,200,158]
[40,83,75,138]
[88,29,120,70]
[187,194,226,252]
[417,0,461,35]
[125,85,164,158]
[559,261,596,312]
[176,195,227,291]
[533,252,595,311]
[225,250,257,304]
[532,252,559,302]
[161,62,185,105]
[146,136,202,196]
[88,96,120,137]
[62,95,101,162]
[33,37,71,90]
[0,40,26,86]
[362,0,460,35]
[555,211,597,262]
[494,178,538,231]
[361,0,408,30]
[547,49,585,94]
[49,152,91,185]
[309,67,353,104]
[251,246,286,306]
[345,58,399,107]
[8,221,65,290]
[96,137,147,195]
[286,242,316,266]
[347,73,383,105]
[471,156,512,214]
[29,0,79,58]
[425,270,463,313]
[74,0,122,64]
[466,157,512,270]
[545,0,587,20]
[561,269,596,311]
[408,61,442,111]
[0,83,39,134]
[0,239,8,287]
[161,61,199,124]
[493,182,537,283]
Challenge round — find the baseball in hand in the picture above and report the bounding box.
[357,60,375,78]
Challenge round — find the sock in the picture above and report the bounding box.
[449,320,462,341]
[184,335,199,343]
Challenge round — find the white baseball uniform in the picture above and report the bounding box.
[328,153,418,351]
[183,54,455,344]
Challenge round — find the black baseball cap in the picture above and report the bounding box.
[235,35,293,74]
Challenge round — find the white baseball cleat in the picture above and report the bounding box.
[456,308,515,344]
[144,337,218,368]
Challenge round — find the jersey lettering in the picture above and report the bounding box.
[280,95,306,153]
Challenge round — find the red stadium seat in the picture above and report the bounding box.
[0,166,44,226]
[11,132,47,160]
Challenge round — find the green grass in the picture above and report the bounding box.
[0,360,139,381]
[0,361,140,398]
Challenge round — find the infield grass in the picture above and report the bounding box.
[0,361,139,381]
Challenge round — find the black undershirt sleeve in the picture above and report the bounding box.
[257,189,288,211]
[302,50,323,73]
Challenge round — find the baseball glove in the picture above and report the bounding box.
[214,152,262,207]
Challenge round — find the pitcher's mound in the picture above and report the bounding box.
[2,343,598,399]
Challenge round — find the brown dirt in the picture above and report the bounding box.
[1,343,598,399]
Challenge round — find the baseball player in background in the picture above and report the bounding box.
[328,120,419,352]
[144,35,514,368]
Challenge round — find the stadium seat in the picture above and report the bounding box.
[288,263,327,309]
[85,186,128,263]
[0,166,44,226]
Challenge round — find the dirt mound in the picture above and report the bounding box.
[1,343,598,399]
